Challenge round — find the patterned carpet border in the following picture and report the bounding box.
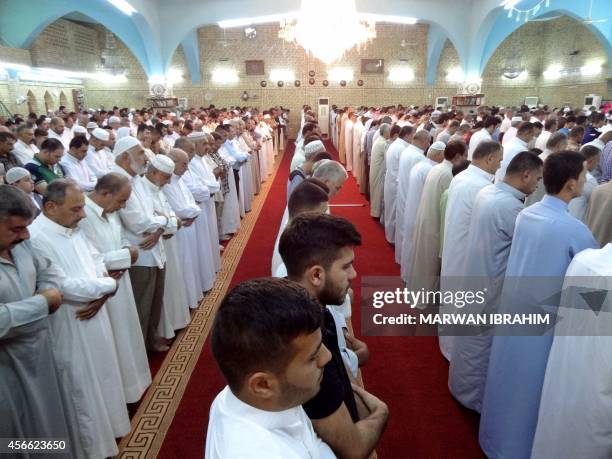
[117,152,285,458]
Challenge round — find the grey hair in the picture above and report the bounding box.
[0,185,35,221]
[312,159,348,181]
[94,172,130,194]
[42,178,80,207]
[546,131,568,150]
[379,123,391,136]
[174,137,194,151]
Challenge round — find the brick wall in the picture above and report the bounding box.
[0,16,609,124]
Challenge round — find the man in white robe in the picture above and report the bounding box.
[534,118,557,151]
[439,141,502,360]
[495,122,536,183]
[352,115,364,186]
[468,117,499,160]
[448,152,543,412]
[531,244,612,458]
[213,131,241,238]
[399,142,445,282]
[86,128,113,178]
[501,116,524,146]
[369,124,393,219]
[29,179,129,459]
[11,124,37,165]
[394,131,431,261]
[344,112,355,172]
[60,136,97,191]
[0,186,72,453]
[383,126,413,244]
[80,173,152,403]
[47,117,73,151]
[568,145,600,220]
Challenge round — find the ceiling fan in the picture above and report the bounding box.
[582,0,608,24]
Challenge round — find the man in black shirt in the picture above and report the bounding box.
[279,213,388,459]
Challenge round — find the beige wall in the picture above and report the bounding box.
[1,16,610,126]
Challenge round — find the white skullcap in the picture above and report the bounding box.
[511,116,523,122]
[187,131,207,140]
[599,124,612,135]
[162,120,172,126]
[91,127,110,141]
[108,116,121,124]
[86,121,98,129]
[563,107,571,113]
[113,136,141,157]
[431,110,442,117]
[169,112,176,117]
[5,167,31,184]
[585,110,592,117]
[429,141,446,151]
[304,140,326,156]
[117,127,131,139]
[263,114,271,119]
[408,110,418,116]
[44,117,51,123]
[73,125,87,134]
[150,154,175,175]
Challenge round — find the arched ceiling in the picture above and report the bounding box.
[0,0,610,83]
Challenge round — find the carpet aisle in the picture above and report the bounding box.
[157,140,482,458]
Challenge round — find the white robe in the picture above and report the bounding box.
[394,143,426,261]
[11,139,36,165]
[568,171,597,221]
[85,145,113,178]
[79,197,151,403]
[399,158,436,282]
[467,129,492,161]
[163,173,206,307]
[382,138,410,245]
[532,244,612,459]
[352,120,364,185]
[29,214,128,459]
[495,136,529,183]
[439,164,495,360]
[60,153,97,191]
[344,119,354,172]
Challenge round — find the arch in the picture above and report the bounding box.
[474,0,612,77]
[26,90,38,114]
[43,91,54,114]
[0,0,163,76]
[59,91,68,108]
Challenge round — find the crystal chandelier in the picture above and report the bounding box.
[279,0,376,64]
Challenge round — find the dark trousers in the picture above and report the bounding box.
[130,265,165,349]
[233,169,240,200]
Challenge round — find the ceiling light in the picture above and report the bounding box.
[219,13,296,28]
[363,14,417,25]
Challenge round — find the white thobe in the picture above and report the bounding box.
[383,138,410,245]
[502,126,517,146]
[60,153,97,191]
[495,136,529,183]
[29,214,128,459]
[345,119,354,171]
[467,129,492,160]
[399,158,436,282]
[86,145,114,178]
[216,148,241,236]
[394,144,426,262]
[534,130,552,151]
[79,197,151,403]
[532,244,612,459]
[290,142,305,173]
[11,139,36,165]
[352,120,364,185]
[47,129,73,151]
[568,171,597,221]
[164,173,208,307]
[439,164,495,360]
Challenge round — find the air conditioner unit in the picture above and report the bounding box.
[318,97,329,136]
[524,96,539,109]
[436,97,449,108]
[584,94,601,109]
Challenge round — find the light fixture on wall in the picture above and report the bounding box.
[269,69,295,82]
[581,60,603,76]
[278,0,376,64]
[446,67,465,83]
[212,68,239,83]
[166,67,183,84]
[108,0,137,16]
[328,67,354,82]
[543,64,562,80]
[388,66,415,82]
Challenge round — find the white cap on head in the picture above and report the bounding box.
[86,121,98,129]
[599,124,612,135]
[511,116,523,122]
[585,110,592,117]
[44,117,51,123]
[91,127,110,141]
[113,136,141,157]
[150,154,175,175]
[263,114,271,120]
[563,107,571,113]
[73,125,87,134]
[187,131,207,140]
[5,167,31,184]
[117,127,131,139]
[304,140,326,157]
[108,116,121,124]
[429,141,446,151]
[162,120,172,126]
[431,110,442,117]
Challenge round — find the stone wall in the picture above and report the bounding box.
[0,15,610,127]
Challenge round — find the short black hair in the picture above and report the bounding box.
[211,278,323,392]
[399,125,414,138]
[280,213,361,279]
[472,140,501,160]
[0,185,35,221]
[390,124,401,137]
[444,140,467,161]
[288,180,329,219]
[40,138,64,153]
[483,116,500,129]
[69,136,89,150]
[506,151,543,176]
[543,150,585,195]
[452,159,470,176]
[579,144,601,161]
[517,122,534,136]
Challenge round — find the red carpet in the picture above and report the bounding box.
[158,140,482,458]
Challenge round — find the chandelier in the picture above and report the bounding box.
[278,0,376,64]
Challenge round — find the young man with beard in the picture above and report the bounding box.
[279,213,388,459]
